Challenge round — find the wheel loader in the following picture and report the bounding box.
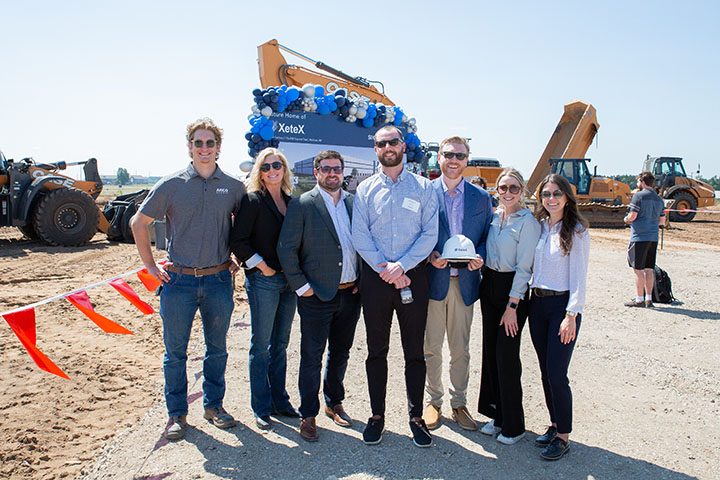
[0,149,111,246]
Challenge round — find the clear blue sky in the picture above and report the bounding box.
[2,0,718,179]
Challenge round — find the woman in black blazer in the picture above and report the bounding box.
[230,147,297,431]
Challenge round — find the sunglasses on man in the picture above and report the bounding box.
[192,139,216,148]
[497,184,522,195]
[260,161,283,172]
[441,152,468,161]
[540,190,565,199]
[374,138,403,148]
[317,165,344,174]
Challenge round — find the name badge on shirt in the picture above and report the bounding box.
[402,197,420,213]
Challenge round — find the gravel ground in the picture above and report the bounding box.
[76,232,720,480]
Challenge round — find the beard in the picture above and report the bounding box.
[319,177,342,192]
[377,150,403,167]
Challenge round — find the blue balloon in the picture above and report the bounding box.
[260,125,273,141]
[251,133,261,143]
[335,89,346,97]
[362,117,373,128]
[252,88,262,97]
[314,85,325,97]
[317,105,330,115]
[270,138,280,147]
[244,132,253,140]
[286,87,300,102]
[335,96,346,107]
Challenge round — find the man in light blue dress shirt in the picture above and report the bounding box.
[352,125,439,448]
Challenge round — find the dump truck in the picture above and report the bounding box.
[525,101,632,227]
[642,155,715,222]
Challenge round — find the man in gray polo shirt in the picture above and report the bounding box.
[131,117,246,440]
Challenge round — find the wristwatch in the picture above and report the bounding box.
[565,310,578,319]
[507,301,518,310]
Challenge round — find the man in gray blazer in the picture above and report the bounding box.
[277,150,361,442]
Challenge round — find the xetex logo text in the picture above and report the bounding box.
[276,123,305,134]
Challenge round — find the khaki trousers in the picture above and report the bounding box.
[424,277,474,408]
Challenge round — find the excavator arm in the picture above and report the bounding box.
[257,39,395,105]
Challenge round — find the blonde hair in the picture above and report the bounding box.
[439,136,470,155]
[186,117,223,146]
[247,148,293,195]
[496,167,527,207]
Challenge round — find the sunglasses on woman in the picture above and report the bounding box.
[192,139,216,148]
[541,190,565,199]
[260,161,283,172]
[497,184,521,195]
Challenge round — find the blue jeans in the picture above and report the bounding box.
[245,270,297,417]
[160,269,234,417]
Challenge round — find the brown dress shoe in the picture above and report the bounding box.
[324,404,353,428]
[423,404,441,430]
[452,406,478,431]
[300,417,319,442]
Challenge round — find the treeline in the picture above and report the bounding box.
[612,174,720,190]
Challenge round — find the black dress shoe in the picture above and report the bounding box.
[272,407,300,418]
[255,415,273,430]
[535,426,558,446]
[540,437,570,460]
[363,417,384,445]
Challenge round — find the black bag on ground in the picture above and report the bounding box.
[103,189,149,243]
[652,266,675,304]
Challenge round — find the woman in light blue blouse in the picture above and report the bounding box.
[478,168,541,445]
[529,174,590,461]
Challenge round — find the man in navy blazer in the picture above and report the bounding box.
[423,136,492,431]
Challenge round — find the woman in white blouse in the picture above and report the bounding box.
[529,174,590,461]
[478,168,541,445]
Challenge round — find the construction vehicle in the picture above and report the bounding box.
[0,150,111,246]
[642,155,715,222]
[525,101,633,227]
[258,38,394,105]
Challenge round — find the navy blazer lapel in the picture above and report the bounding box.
[462,183,479,234]
[311,187,340,243]
[434,179,450,235]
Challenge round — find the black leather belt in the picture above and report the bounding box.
[532,288,569,297]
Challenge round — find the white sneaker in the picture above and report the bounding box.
[480,419,501,436]
[497,432,526,445]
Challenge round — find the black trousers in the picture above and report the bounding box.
[478,268,528,437]
[529,292,581,434]
[360,262,429,419]
[297,288,361,419]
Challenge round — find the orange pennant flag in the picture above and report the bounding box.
[2,308,70,379]
[108,278,154,314]
[137,268,161,292]
[65,291,133,335]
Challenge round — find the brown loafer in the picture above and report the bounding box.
[300,417,319,442]
[422,404,441,430]
[452,406,478,431]
[324,404,353,428]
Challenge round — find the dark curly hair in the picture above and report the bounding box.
[534,174,588,255]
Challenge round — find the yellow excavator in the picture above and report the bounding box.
[258,38,394,105]
[526,101,632,227]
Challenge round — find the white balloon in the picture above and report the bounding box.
[349,105,358,115]
[402,115,408,123]
[356,107,367,119]
[303,84,316,98]
[261,106,273,117]
[408,117,416,126]
[251,105,260,114]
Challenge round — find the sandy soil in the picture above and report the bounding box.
[1,216,719,479]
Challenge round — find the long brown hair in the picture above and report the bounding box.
[534,174,588,255]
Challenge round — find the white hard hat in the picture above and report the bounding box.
[441,234,477,261]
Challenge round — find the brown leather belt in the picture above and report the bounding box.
[338,281,356,290]
[531,287,569,298]
[165,261,231,277]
